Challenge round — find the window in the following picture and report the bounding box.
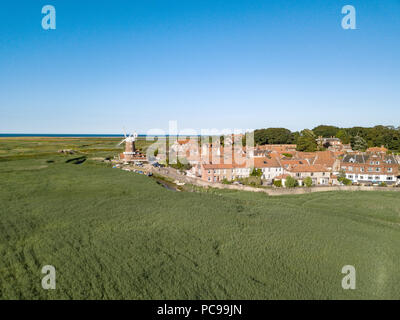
[360,168,364,172]
[388,168,393,172]
[388,177,393,181]
[376,168,380,172]
[368,176,373,180]
[368,167,373,172]
[208,170,211,174]
[387,159,392,164]
[348,167,353,171]
[348,175,353,179]
[322,172,325,176]
[375,161,380,165]
[208,177,211,181]
[375,176,380,180]
[360,176,364,180]
[296,173,301,177]
[370,161,374,165]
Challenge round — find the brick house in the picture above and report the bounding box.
[253,156,284,180]
[340,153,399,185]
[200,163,250,182]
[285,164,331,185]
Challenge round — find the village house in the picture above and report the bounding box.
[248,144,296,157]
[284,164,331,186]
[366,145,388,154]
[340,153,399,185]
[316,136,352,152]
[200,162,250,182]
[166,138,399,188]
[253,156,284,181]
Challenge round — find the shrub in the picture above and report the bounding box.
[303,176,313,187]
[221,178,231,185]
[250,168,263,177]
[379,182,388,187]
[285,176,299,188]
[273,180,282,187]
[282,153,293,158]
[338,177,352,186]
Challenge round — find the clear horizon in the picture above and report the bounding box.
[1,122,399,136]
[1,0,399,133]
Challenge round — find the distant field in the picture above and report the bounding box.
[0,138,399,299]
[0,136,155,161]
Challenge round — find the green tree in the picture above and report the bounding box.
[273,180,282,187]
[285,176,299,188]
[296,136,317,152]
[312,125,339,138]
[302,129,316,139]
[250,168,262,177]
[254,128,294,145]
[351,135,367,151]
[303,176,313,187]
[336,129,350,144]
[338,177,352,186]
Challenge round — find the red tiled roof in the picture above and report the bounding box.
[202,162,247,169]
[253,157,281,168]
[367,146,388,153]
[275,174,290,179]
[286,164,329,173]
[312,151,336,167]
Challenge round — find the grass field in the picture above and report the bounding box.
[0,138,399,299]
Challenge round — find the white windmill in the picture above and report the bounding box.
[118,130,138,156]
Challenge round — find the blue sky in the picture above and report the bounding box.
[0,0,399,134]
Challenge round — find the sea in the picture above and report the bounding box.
[0,134,196,137]
[0,134,146,137]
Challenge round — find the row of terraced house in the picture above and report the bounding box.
[164,137,400,186]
